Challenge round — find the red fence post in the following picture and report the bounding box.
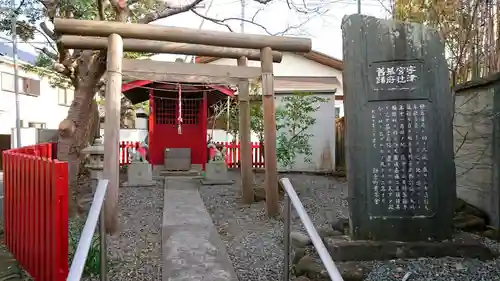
[54,161,69,280]
[2,143,69,281]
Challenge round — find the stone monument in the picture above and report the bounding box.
[202,142,234,185]
[342,15,456,241]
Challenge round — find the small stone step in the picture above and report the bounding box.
[324,232,499,261]
[160,170,200,177]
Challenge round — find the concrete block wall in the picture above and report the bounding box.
[454,81,500,227]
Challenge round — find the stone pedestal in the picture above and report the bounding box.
[201,160,234,185]
[123,161,156,187]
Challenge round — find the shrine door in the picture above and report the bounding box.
[149,95,206,166]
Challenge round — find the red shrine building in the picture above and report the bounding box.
[121,79,234,169]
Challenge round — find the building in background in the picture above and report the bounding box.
[196,50,344,172]
[0,55,74,165]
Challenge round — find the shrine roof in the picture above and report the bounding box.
[121,80,235,104]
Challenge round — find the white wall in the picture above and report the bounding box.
[207,129,260,143]
[335,100,345,117]
[275,93,336,172]
[0,57,71,141]
[98,128,149,142]
[10,128,37,148]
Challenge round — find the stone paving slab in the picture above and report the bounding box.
[162,178,238,281]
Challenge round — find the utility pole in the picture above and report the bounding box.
[357,0,361,14]
[240,0,246,33]
[11,0,21,148]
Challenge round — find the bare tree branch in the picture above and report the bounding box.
[190,7,317,36]
[140,0,205,24]
[32,45,58,60]
[285,0,325,14]
[190,9,234,32]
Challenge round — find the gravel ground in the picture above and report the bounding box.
[199,171,348,281]
[200,171,500,281]
[81,183,163,281]
[363,235,500,281]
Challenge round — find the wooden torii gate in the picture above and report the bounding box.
[53,18,312,233]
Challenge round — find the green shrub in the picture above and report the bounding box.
[68,218,102,277]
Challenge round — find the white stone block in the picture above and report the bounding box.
[128,162,153,186]
[205,161,228,181]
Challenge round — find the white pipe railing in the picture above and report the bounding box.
[67,179,109,281]
[280,177,344,281]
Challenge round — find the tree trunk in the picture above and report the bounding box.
[57,80,101,216]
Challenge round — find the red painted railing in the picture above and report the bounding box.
[2,142,69,281]
[216,141,265,168]
[119,141,265,168]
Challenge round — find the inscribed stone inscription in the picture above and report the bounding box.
[369,101,432,217]
[371,62,422,92]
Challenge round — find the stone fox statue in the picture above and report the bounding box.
[207,142,226,162]
[129,135,149,162]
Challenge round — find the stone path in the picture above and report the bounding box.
[162,177,238,281]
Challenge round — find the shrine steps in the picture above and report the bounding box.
[153,164,202,178]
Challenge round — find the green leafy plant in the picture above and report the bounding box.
[250,103,264,143]
[68,218,101,277]
[275,92,328,169]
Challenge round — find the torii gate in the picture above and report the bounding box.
[53,18,312,234]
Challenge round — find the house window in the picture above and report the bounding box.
[28,122,46,129]
[20,77,41,96]
[335,107,341,118]
[1,72,41,96]
[58,87,74,106]
[1,72,15,92]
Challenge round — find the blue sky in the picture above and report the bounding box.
[0,0,393,62]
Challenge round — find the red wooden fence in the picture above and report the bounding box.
[2,142,69,281]
[119,141,265,168]
[119,141,140,166]
[216,141,264,168]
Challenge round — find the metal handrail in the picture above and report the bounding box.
[67,179,109,281]
[280,178,344,281]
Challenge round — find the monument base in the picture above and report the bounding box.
[324,232,498,261]
[290,229,499,281]
[127,162,154,186]
[201,161,234,185]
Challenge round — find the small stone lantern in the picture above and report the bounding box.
[82,138,105,181]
